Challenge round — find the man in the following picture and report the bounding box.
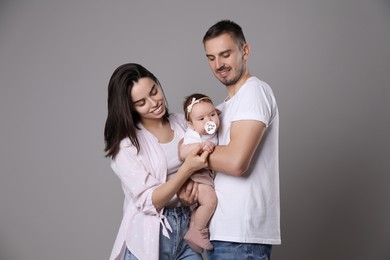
[180,20,281,259]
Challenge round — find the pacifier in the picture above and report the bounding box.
[204,121,217,135]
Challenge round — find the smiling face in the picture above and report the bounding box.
[204,33,249,87]
[130,77,166,123]
[188,101,220,135]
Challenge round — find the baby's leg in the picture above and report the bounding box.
[191,183,217,230]
[184,183,217,252]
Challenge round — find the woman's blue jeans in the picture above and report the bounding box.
[124,206,202,260]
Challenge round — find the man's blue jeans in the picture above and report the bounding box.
[207,241,272,260]
[124,206,202,260]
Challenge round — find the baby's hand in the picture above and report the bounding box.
[202,141,215,153]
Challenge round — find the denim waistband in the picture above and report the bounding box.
[163,206,191,217]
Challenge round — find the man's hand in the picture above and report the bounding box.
[177,179,199,206]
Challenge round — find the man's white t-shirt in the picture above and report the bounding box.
[209,76,281,244]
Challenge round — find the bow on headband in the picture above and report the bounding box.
[186,97,210,114]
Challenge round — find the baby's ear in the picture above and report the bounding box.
[216,108,222,115]
[187,121,194,129]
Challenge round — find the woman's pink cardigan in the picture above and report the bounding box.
[109,113,186,260]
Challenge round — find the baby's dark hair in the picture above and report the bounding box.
[183,93,213,121]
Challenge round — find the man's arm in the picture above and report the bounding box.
[209,120,266,176]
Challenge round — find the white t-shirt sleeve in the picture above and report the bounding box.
[183,128,202,144]
[230,79,275,127]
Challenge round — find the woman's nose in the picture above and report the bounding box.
[147,97,157,106]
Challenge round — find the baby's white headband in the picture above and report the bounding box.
[186,97,211,114]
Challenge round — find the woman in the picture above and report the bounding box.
[104,63,209,260]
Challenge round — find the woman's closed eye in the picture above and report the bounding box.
[150,85,158,96]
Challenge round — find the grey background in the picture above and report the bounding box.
[1,0,389,259]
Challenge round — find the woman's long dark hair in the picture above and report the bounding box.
[104,63,169,158]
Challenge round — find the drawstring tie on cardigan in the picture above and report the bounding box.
[159,213,173,238]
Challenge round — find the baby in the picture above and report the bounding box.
[180,93,219,253]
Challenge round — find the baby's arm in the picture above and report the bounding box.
[179,141,199,161]
[179,140,216,161]
[202,141,216,153]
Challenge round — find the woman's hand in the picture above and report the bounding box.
[152,145,208,211]
[177,144,209,206]
[182,144,210,173]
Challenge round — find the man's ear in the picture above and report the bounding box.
[242,43,250,60]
